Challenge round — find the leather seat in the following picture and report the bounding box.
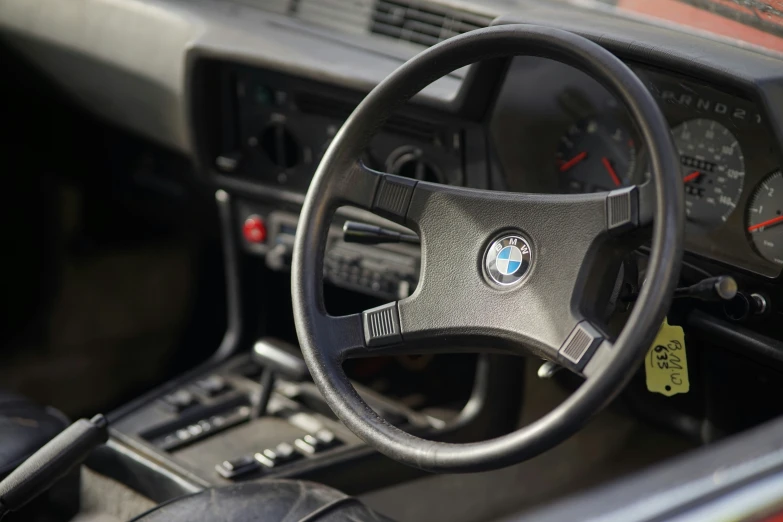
[131,480,392,522]
[0,390,69,479]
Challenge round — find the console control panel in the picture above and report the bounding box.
[213,66,468,193]
[156,404,251,451]
[216,429,343,480]
[111,351,442,489]
[236,202,420,301]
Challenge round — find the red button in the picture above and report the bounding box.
[243,215,267,243]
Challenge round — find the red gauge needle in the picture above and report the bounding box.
[748,214,783,232]
[683,171,701,183]
[559,151,587,172]
[601,157,622,187]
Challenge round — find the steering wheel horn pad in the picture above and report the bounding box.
[292,25,684,472]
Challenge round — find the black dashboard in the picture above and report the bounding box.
[202,54,783,290]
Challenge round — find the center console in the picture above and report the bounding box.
[100,346,440,497]
[92,315,520,503]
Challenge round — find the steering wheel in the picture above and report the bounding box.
[292,24,684,473]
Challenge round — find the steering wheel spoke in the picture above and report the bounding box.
[316,313,368,362]
[325,303,477,360]
[636,181,657,229]
[336,161,419,226]
[556,319,607,374]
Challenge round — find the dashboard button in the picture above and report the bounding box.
[161,389,197,413]
[259,123,299,169]
[195,375,230,397]
[294,430,341,455]
[254,442,302,468]
[216,455,260,479]
[243,216,267,244]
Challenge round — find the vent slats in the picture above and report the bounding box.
[370,0,491,46]
[237,0,491,48]
[294,92,354,119]
[298,0,374,33]
[233,0,290,13]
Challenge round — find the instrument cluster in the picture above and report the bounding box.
[494,59,782,277]
[557,113,755,229]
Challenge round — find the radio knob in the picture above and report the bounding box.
[259,123,299,169]
[386,146,440,183]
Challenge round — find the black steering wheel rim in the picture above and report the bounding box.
[292,24,684,473]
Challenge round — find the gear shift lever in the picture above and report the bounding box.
[250,338,309,419]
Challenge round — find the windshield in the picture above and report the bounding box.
[577,0,783,53]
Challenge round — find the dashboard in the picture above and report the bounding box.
[206,55,783,286]
[492,58,783,277]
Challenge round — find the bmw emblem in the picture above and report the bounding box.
[484,234,533,286]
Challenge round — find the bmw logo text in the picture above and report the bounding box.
[484,234,532,286]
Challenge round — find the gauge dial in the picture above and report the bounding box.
[747,171,783,266]
[555,116,637,193]
[672,119,745,226]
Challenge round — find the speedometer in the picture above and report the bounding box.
[747,171,783,266]
[672,119,745,227]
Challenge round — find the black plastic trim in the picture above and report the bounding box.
[687,309,783,365]
[87,437,205,503]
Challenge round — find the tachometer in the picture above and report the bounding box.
[747,170,783,266]
[555,116,637,193]
[672,119,745,226]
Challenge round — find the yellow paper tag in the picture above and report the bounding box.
[645,318,689,396]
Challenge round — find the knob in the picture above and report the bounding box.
[259,124,299,169]
[724,291,768,321]
[386,146,440,183]
[252,338,309,382]
[249,338,308,419]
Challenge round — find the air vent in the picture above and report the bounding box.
[237,0,492,48]
[296,0,375,36]
[385,115,439,143]
[370,0,492,47]
[294,92,354,120]
[295,91,441,143]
